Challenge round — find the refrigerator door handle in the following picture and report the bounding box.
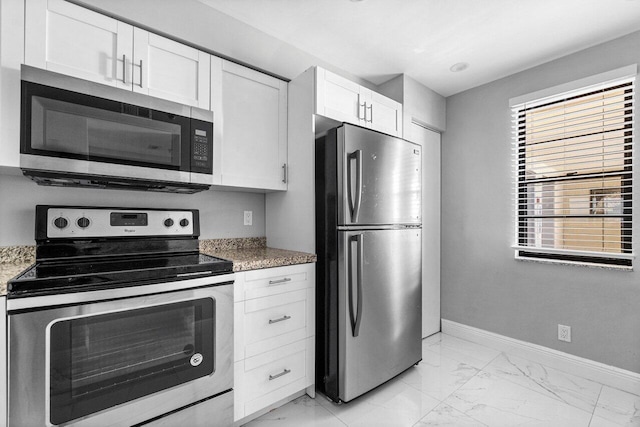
[347,150,363,223]
[348,233,364,337]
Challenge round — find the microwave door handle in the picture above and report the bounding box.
[122,54,126,84]
[347,150,363,223]
[139,60,143,88]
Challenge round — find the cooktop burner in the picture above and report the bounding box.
[8,206,234,298]
[9,253,232,298]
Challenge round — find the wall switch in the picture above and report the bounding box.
[558,324,571,342]
[243,211,252,226]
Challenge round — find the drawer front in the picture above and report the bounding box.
[242,340,307,402]
[242,264,314,301]
[245,290,307,345]
[145,391,233,427]
[234,337,314,422]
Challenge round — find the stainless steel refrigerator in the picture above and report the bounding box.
[315,123,422,403]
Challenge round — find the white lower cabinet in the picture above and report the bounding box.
[233,263,315,423]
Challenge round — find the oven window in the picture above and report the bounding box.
[49,298,214,425]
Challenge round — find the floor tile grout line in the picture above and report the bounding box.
[587,384,604,427]
[413,400,491,427]
[480,352,603,416]
[312,395,350,427]
[442,334,611,417]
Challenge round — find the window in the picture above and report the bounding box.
[512,68,635,267]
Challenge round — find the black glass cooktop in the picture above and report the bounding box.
[8,253,233,298]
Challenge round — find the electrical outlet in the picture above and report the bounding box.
[558,324,571,342]
[243,211,252,226]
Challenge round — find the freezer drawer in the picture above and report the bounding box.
[337,124,421,226]
[337,228,422,402]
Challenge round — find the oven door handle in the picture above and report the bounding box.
[176,271,213,278]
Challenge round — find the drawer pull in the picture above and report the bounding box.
[268,277,292,285]
[269,368,291,381]
[268,315,291,324]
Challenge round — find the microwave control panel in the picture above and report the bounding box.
[191,120,213,173]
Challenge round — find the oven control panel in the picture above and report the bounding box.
[44,207,196,238]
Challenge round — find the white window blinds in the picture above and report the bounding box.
[512,74,635,267]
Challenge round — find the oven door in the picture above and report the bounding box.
[8,278,233,427]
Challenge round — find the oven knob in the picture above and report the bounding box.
[77,217,91,229]
[180,218,189,227]
[53,217,68,229]
[164,218,174,227]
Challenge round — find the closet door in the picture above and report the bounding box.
[412,123,441,338]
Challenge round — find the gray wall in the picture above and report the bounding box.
[0,173,265,246]
[442,30,640,373]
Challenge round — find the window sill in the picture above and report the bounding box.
[514,255,633,271]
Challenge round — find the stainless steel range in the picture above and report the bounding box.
[7,206,234,427]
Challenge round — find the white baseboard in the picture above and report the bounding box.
[441,319,640,395]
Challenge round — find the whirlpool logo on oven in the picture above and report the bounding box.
[190,353,203,367]
[124,229,136,233]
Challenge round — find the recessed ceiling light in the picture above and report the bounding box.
[350,0,365,2]
[449,62,469,72]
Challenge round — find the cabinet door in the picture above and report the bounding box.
[316,67,366,126]
[217,60,287,191]
[368,90,403,137]
[25,0,132,90]
[0,0,25,168]
[133,29,210,109]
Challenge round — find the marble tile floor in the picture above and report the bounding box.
[243,333,640,427]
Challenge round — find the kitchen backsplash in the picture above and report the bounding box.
[0,173,266,246]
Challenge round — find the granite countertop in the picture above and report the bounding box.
[199,237,317,272]
[0,238,316,296]
[0,246,36,296]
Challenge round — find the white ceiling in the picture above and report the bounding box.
[198,0,640,97]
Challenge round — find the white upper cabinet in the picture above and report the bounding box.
[0,0,26,168]
[132,29,210,109]
[315,67,364,126]
[211,58,287,191]
[315,67,402,137]
[25,0,132,90]
[25,0,210,109]
[367,90,403,137]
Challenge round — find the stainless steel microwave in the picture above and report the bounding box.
[20,65,214,194]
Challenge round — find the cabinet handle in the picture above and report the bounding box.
[269,368,291,381]
[367,104,373,123]
[282,163,288,184]
[268,315,291,324]
[358,96,366,120]
[138,60,143,87]
[268,277,292,285]
[122,54,126,83]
